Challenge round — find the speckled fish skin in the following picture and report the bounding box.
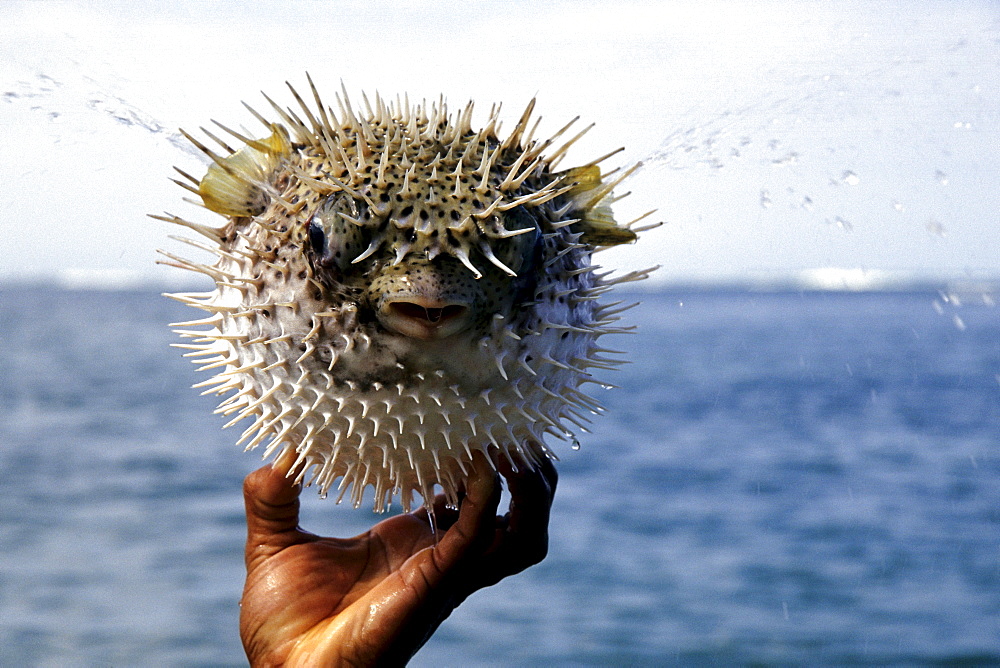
[156,77,657,513]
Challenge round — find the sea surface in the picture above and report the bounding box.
[0,285,998,666]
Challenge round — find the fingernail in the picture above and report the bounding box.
[272,447,297,478]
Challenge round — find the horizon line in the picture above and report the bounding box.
[1,267,997,295]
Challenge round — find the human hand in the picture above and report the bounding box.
[239,446,557,666]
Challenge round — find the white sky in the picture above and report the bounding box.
[2,0,998,286]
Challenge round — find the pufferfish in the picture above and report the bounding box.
[156,77,657,513]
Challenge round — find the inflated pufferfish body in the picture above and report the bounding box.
[158,78,656,512]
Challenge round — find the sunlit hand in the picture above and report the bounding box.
[239,446,557,666]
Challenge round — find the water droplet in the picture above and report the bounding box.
[935,170,949,185]
[953,315,967,331]
[841,170,860,186]
[892,200,904,212]
[571,439,581,451]
[833,216,853,232]
[926,219,946,237]
[318,492,328,500]
[800,196,814,211]
[759,190,772,208]
[427,508,438,538]
[771,152,799,166]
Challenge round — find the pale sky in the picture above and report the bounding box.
[2,0,998,287]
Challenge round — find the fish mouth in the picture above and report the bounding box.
[378,296,472,340]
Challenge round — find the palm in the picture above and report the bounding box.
[239,449,556,666]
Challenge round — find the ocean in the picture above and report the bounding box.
[0,285,997,666]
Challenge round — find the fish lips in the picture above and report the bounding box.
[376,295,475,340]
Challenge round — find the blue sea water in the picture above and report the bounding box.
[0,285,998,666]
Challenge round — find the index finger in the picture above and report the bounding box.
[502,441,558,538]
[485,441,557,576]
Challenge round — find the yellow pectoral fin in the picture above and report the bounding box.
[198,124,292,216]
[578,217,637,246]
[559,166,637,247]
[561,164,602,199]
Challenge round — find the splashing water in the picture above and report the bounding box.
[4,6,999,289]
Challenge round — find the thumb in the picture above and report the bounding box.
[244,449,304,559]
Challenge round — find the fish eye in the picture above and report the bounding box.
[306,193,376,275]
[307,219,327,255]
[495,207,542,275]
